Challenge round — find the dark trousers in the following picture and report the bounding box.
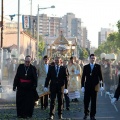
[16,89,34,118]
[84,89,97,117]
[50,91,64,116]
[63,93,70,108]
[40,94,48,109]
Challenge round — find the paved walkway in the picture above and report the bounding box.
[0,91,120,120]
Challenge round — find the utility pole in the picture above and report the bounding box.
[0,0,3,83]
[1,0,3,48]
[30,0,32,16]
[17,0,20,59]
[30,0,32,56]
[37,4,39,62]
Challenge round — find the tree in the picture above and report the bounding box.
[79,48,89,60]
[117,20,120,34]
[94,20,120,59]
[38,41,45,59]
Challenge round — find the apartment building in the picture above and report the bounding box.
[81,27,88,48]
[25,13,87,48]
[98,28,114,46]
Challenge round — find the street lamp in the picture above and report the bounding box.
[37,5,55,62]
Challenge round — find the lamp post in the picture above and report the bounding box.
[17,0,20,59]
[37,5,55,62]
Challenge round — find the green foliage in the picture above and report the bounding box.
[117,20,120,33]
[38,35,45,59]
[94,20,120,59]
[24,30,45,58]
[78,47,89,60]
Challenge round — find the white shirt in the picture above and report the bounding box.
[45,64,49,74]
[90,63,94,71]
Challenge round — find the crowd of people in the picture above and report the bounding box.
[11,54,120,120]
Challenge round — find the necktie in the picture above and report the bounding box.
[91,64,94,71]
[56,65,59,77]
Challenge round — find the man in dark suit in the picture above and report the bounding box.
[81,54,104,120]
[111,76,120,104]
[44,57,68,120]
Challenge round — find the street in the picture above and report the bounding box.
[0,91,120,120]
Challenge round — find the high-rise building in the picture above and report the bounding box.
[28,14,60,37]
[71,18,81,47]
[81,27,88,48]
[38,14,60,37]
[24,13,87,48]
[86,39,91,51]
[29,15,37,37]
[60,13,82,47]
[60,13,75,37]
[98,28,114,46]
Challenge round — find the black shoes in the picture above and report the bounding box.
[41,106,48,110]
[83,113,89,120]
[71,98,79,102]
[90,116,96,120]
[83,115,87,120]
[66,107,70,110]
[58,114,63,119]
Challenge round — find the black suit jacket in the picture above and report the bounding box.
[114,76,120,100]
[44,65,68,92]
[81,63,103,90]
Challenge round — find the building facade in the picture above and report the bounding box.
[3,22,36,60]
[26,13,87,49]
[98,28,114,46]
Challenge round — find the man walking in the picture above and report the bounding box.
[13,55,37,119]
[81,54,104,120]
[37,55,50,109]
[44,57,68,120]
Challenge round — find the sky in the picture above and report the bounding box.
[0,0,120,48]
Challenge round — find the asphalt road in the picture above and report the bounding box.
[0,91,120,120]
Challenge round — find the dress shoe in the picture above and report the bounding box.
[74,98,79,102]
[83,113,89,120]
[66,107,70,110]
[71,99,74,102]
[58,114,63,119]
[83,115,87,120]
[44,106,48,110]
[49,115,54,120]
[90,116,96,120]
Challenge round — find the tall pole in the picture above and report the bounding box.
[30,0,32,56]
[37,4,39,62]
[30,0,32,15]
[17,0,20,59]
[30,0,32,34]
[1,0,3,49]
[0,0,3,83]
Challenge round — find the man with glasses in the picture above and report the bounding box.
[44,57,68,120]
[81,54,104,120]
[13,55,38,119]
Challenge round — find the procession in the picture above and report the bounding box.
[1,0,120,120]
[1,51,120,120]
